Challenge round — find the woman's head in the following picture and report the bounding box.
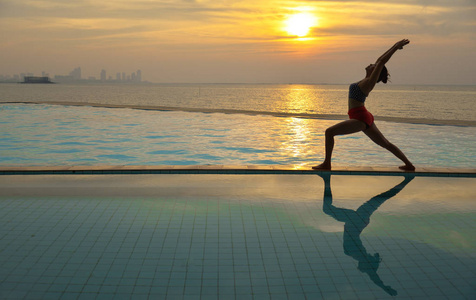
[358,253,382,273]
[366,64,390,84]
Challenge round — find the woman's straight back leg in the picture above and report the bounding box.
[363,123,415,170]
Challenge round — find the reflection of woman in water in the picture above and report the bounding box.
[313,39,415,171]
[319,174,414,296]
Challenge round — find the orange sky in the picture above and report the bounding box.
[1,0,475,84]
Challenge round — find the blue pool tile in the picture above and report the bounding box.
[0,174,475,299]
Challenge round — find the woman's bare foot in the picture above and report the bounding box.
[399,164,415,171]
[312,162,331,170]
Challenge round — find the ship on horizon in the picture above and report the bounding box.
[22,76,54,84]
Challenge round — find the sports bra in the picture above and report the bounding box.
[349,82,367,102]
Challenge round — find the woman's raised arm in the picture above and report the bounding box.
[361,39,410,92]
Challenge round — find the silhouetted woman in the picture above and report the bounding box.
[313,39,415,171]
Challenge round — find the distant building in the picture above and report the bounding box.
[69,67,81,80]
[23,76,53,84]
[100,69,106,81]
[136,70,142,82]
[55,67,81,82]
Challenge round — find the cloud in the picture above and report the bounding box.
[0,0,252,20]
[302,0,474,7]
[305,1,476,37]
[0,0,268,46]
[2,0,474,41]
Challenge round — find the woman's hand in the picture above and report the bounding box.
[395,39,410,50]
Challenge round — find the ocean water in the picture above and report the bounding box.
[2,82,475,122]
[0,83,475,168]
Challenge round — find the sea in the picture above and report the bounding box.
[1,82,475,168]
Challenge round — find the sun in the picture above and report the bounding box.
[284,12,317,37]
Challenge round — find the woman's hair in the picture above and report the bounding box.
[378,66,390,84]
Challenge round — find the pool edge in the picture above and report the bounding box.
[0,165,475,177]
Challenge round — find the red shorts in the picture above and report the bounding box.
[348,106,374,128]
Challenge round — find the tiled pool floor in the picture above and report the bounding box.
[0,174,475,299]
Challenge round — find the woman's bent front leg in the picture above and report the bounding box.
[313,119,367,169]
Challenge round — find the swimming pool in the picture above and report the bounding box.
[0,174,474,299]
[1,104,475,168]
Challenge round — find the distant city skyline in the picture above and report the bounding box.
[0,67,143,83]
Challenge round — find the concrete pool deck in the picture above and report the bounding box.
[1,165,475,177]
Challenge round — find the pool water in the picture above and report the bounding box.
[1,104,475,168]
[0,174,474,299]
